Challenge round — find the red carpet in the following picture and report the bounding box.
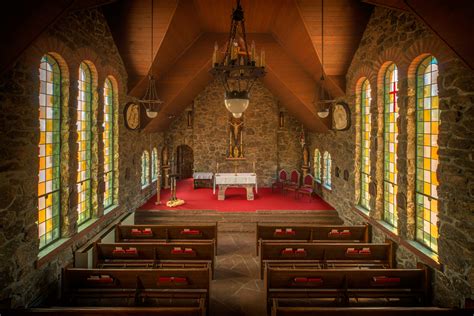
[140,178,334,212]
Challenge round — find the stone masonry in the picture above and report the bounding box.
[0,8,164,308]
[308,7,474,308]
[166,80,303,187]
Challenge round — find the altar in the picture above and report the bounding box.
[213,173,258,200]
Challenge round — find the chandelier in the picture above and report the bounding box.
[315,0,335,118]
[139,0,163,119]
[209,0,266,118]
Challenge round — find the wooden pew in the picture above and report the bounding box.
[93,241,215,278]
[270,303,464,316]
[62,267,210,309]
[116,223,218,252]
[256,224,370,256]
[17,305,206,315]
[264,265,430,313]
[259,242,394,278]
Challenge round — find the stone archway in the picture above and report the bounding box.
[176,144,194,179]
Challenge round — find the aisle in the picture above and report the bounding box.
[210,231,265,316]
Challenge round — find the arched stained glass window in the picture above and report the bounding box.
[141,150,150,187]
[323,151,331,189]
[415,56,439,252]
[103,78,114,209]
[38,54,61,249]
[314,149,321,183]
[77,62,93,224]
[151,147,158,182]
[359,79,371,210]
[383,63,399,227]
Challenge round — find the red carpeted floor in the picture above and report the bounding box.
[140,178,334,212]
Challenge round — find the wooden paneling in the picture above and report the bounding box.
[143,33,329,132]
[193,0,285,33]
[297,0,372,78]
[104,0,180,90]
[129,0,203,96]
[405,0,474,70]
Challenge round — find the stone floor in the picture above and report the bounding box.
[210,232,265,316]
[134,209,342,315]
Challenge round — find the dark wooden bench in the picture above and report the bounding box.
[116,223,218,252]
[93,241,215,278]
[270,303,464,316]
[16,305,206,315]
[257,224,370,256]
[264,265,430,313]
[62,267,210,309]
[259,242,394,278]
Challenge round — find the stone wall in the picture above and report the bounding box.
[308,7,474,308]
[0,8,163,308]
[166,80,303,187]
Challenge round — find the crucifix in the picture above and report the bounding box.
[389,81,398,112]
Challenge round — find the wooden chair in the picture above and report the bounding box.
[272,169,288,192]
[296,174,314,201]
[283,170,300,196]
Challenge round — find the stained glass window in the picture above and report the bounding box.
[151,147,158,182]
[383,63,399,227]
[38,54,61,249]
[323,151,331,189]
[359,79,372,210]
[314,149,321,183]
[103,78,114,209]
[77,62,93,224]
[416,56,439,252]
[141,150,150,187]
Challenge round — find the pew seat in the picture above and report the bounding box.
[270,302,465,316]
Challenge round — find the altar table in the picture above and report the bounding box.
[213,173,258,200]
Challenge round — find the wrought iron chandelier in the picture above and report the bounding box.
[140,0,163,119]
[315,0,335,118]
[209,0,266,118]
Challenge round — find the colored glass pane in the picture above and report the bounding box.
[142,151,150,187]
[416,56,439,253]
[314,149,321,183]
[77,62,92,224]
[103,78,114,209]
[151,147,158,181]
[383,63,399,227]
[359,79,371,210]
[323,151,331,188]
[38,54,61,249]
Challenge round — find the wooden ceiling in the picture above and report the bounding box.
[104,0,372,132]
[2,0,472,132]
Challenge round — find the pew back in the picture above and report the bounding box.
[260,242,393,278]
[115,224,217,243]
[256,224,370,255]
[265,266,429,310]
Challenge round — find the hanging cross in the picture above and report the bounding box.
[389,81,398,112]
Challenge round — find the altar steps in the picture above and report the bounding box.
[134,209,343,232]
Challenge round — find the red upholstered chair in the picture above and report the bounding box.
[283,169,300,197]
[297,174,315,201]
[272,169,288,192]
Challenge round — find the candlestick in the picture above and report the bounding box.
[251,41,256,63]
[212,42,218,65]
[253,161,256,173]
[217,162,219,173]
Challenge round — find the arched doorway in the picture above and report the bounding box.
[176,145,194,179]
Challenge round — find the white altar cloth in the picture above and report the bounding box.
[213,173,258,194]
